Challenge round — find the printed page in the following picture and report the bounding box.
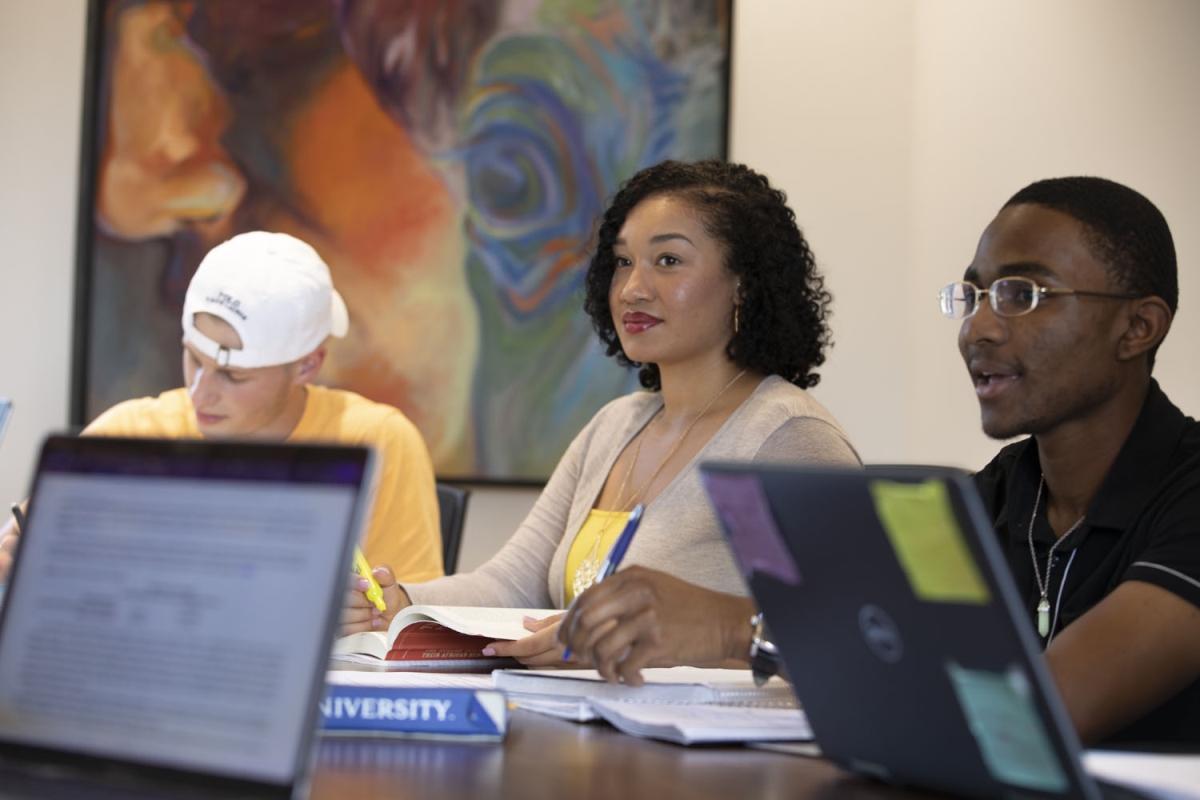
[0,473,355,783]
[396,605,559,641]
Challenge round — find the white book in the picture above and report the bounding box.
[589,699,812,745]
[493,666,796,706]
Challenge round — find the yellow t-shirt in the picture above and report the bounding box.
[84,385,444,582]
[563,509,631,605]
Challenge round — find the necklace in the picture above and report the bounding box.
[1026,475,1086,638]
[571,368,749,598]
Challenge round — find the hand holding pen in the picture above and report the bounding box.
[561,504,644,661]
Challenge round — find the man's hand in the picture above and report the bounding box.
[558,566,756,685]
[339,564,409,637]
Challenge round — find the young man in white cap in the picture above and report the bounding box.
[1,231,443,584]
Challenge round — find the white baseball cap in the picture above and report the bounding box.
[182,231,349,369]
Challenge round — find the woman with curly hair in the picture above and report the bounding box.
[344,160,859,666]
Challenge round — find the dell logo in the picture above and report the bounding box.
[858,604,904,664]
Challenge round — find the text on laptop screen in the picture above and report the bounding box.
[0,444,366,784]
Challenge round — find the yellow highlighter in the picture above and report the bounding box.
[353,546,387,612]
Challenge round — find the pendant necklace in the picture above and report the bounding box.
[1026,475,1086,638]
[571,368,748,598]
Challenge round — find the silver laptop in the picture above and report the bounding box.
[701,462,1149,800]
[0,436,375,799]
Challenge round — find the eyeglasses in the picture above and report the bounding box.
[937,277,1139,320]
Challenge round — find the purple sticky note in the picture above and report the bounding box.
[703,472,802,585]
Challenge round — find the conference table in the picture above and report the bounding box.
[309,708,936,800]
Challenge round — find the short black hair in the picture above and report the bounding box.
[1003,176,1177,366]
[583,160,832,390]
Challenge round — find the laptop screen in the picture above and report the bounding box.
[0,437,371,790]
[0,398,11,448]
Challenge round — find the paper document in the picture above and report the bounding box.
[1083,751,1200,800]
[327,671,495,691]
[494,666,796,705]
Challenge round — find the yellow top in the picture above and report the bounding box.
[563,509,632,604]
[84,385,444,582]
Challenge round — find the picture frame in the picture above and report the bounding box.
[71,0,733,481]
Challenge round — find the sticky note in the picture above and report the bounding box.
[702,472,801,585]
[946,662,1069,793]
[868,479,990,604]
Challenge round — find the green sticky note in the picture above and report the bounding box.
[946,662,1070,793]
[868,479,990,604]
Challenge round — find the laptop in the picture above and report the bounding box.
[701,462,1133,800]
[0,435,375,799]
[0,398,11,448]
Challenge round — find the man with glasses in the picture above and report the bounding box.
[941,176,1200,746]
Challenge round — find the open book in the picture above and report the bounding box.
[332,606,558,668]
[493,667,808,744]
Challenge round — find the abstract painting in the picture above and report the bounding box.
[73,0,732,480]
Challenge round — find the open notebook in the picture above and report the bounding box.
[493,667,809,744]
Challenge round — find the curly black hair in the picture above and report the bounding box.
[583,160,833,390]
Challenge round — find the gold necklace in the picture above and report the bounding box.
[571,368,749,597]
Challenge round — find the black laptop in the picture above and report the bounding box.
[701,462,1124,800]
[0,436,375,799]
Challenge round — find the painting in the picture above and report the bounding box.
[72,0,733,481]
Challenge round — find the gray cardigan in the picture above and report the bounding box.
[404,375,860,608]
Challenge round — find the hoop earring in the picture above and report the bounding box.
[734,305,740,335]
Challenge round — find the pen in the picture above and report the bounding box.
[353,546,387,613]
[10,504,25,534]
[562,503,644,660]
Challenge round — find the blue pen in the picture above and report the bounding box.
[562,503,644,661]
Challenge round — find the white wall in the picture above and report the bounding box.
[0,1,86,508]
[2,1,1199,569]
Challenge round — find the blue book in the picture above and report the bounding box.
[318,685,508,740]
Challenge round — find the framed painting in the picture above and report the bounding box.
[71,0,733,481]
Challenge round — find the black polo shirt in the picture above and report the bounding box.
[973,380,1200,746]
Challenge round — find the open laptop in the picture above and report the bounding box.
[0,398,12,448]
[0,435,375,799]
[701,463,1132,800]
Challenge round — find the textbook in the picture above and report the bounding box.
[493,666,797,706]
[331,605,558,667]
[492,668,809,745]
[320,673,508,740]
[589,699,812,745]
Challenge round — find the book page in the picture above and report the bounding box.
[326,671,494,690]
[495,667,797,707]
[394,606,559,641]
[589,699,813,744]
[331,631,389,659]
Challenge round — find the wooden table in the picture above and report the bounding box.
[309,709,937,800]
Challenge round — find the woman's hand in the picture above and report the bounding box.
[485,613,575,667]
[0,519,17,584]
[339,564,409,637]
[558,566,756,685]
